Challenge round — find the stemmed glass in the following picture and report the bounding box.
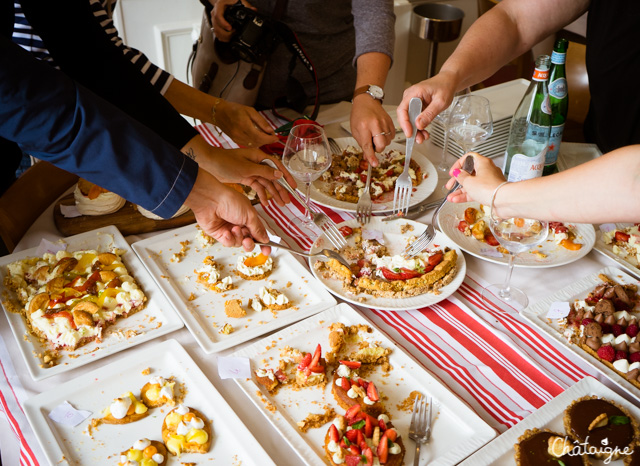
[482,206,549,310]
[436,88,470,173]
[282,124,332,234]
[447,94,493,161]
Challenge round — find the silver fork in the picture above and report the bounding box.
[404,155,475,257]
[262,159,347,250]
[356,163,373,224]
[408,394,433,466]
[255,241,351,269]
[392,97,423,215]
[328,137,342,155]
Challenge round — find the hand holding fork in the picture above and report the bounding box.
[393,97,423,215]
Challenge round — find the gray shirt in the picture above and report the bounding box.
[250,0,395,109]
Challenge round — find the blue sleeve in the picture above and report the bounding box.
[0,38,198,219]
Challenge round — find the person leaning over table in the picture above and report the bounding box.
[397,0,640,154]
[0,38,270,253]
[444,150,640,224]
[7,0,292,205]
[207,0,396,167]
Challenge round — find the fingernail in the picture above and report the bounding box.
[274,170,283,178]
[452,169,461,177]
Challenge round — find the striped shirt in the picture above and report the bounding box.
[12,0,173,95]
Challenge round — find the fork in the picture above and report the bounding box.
[356,163,373,224]
[328,137,342,155]
[261,159,347,250]
[255,240,351,269]
[404,155,475,257]
[392,97,423,215]
[408,394,433,466]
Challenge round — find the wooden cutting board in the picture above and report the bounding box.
[54,193,196,236]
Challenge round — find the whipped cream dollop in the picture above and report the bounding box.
[74,184,125,216]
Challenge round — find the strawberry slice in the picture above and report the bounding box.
[457,220,469,233]
[549,221,568,234]
[340,438,349,449]
[340,377,351,391]
[297,353,312,371]
[349,444,361,456]
[484,232,500,247]
[363,447,374,466]
[380,267,422,281]
[308,344,322,369]
[339,226,354,238]
[309,364,325,373]
[345,455,361,466]
[378,418,387,431]
[366,382,380,402]
[339,360,362,369]
[329,424,340,442]
[364,415,373,437]
[377,434,389,464]
[345,404,361,421]
[616,231,631,242]
[355,429,365,447]
[274,369,288,383]
[345,429,358,443]
[385,428,397,442]
[428,252,443,266]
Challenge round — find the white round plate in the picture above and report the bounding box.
[308,217,466,311]
[308,137,438,214]
[437,201,596,268]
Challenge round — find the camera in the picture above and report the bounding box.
[223,1,278,64]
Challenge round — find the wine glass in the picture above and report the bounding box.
[436,88,470,173]
[447,94,493,159]
[482,208,549,310]
[282,124,332,234]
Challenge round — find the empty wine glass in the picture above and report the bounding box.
[436,88,470,173]
[482,205,549,310]
[447,94,493,158]
[282,124,332,233]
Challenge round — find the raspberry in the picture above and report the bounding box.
[630,353,640,364]
[600,324,612,334]
[615,350,628,362]
[597,345,615,362]
[612,324,624,337]
[581,318,594,327]
[627,324,639,338]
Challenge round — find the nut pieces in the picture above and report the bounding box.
[588,412,609,431]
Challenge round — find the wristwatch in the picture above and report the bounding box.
[352,85,384,103]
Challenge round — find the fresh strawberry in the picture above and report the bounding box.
[309,364,325,373]
[378,418,388,431]
[349,444,361,456]
[340,438,349,449]
[615,350,629,362]
[308,344,322,369]
[385,428,397,442]
[612,324,624,337]
[349,411,367,425]
[428,252,444,266]
[339,226,354,238]
[363,447,374,466]
[627,324,639,338]
[364,415,373,437]
[484,232,500,247]
[615,231,631,243]
[630,352,640,364]
[297,353,312,370]
[377,434,389,464]
[359,379,369,390]
[345,429,359,443]
[380,267,423,281]
[340,377,351,391]
[329,424,340,442]
[457,220,469,233]
[339,360,362,369]
[345,404,362,421]
[366,382,380,402]
[345,455,361,466]
[597,345,615,362]
[549,222,568,234]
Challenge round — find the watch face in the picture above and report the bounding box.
[367,85,384,100]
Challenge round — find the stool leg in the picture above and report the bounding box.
[427,41,439,79]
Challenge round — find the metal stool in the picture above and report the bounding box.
[411,3,465,79]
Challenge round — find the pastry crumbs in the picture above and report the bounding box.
[397,390,422,413]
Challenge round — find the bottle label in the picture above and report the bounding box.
[503,148,546,182]
[549,78,567,99]
[551,51,566,65]
[532,68,549,81]
[546,123,565,165]
[541,94,552,115]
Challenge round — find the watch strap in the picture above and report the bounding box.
[352,85,383,102]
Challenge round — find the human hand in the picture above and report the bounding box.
[444,153,506,204]
[211,0,256,42]
[185,169,271,254]
[350,96,394,167]
[215,100,279,148]
[397,72,458,144]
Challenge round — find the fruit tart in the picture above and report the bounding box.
[140,376,176,408]
[99,391,149,424]
[332,360,385,417]
[118,438,168,466]
[235,252,274,280]
[324,408,405,466]
[295,344,327,387]
[162,405,212,456]
[194,256,233,292]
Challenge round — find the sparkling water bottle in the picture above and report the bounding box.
[502,55,552,182]
[544,39,569,176]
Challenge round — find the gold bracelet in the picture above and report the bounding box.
[490,181,509,217]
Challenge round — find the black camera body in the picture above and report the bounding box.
[223,1,279,64]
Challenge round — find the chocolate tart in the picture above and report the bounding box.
[624,444,640,465]
[563,396,639,461]
[514,428,588,465]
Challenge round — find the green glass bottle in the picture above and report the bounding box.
[502,55,552,182]
[544,39,568,176]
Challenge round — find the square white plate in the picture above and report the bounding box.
[521,266,640,401]
[23,339,275,466]
[0,225,183,381]
[593,223,640,280]
[132,224,337,353]
[230,303,496,466]
[459,376,640,465]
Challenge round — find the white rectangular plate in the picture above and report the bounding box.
[522,266,640,401]
[593,223,640,279]
[23,339,275,466]
[132,224,337,353]
[459,377,640,465]
[0,225,183,381]
[230,303,496,466]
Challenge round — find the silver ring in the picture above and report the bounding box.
[373,131,390,137]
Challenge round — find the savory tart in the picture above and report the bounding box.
[513,428,588,465]
[324,410,405,466]
[235,252,273,280]
[100,392,149,424]
[162,405,212,456]
[140,376,176,408]
[194,256,233,292]
[118,438,168,466]
[4,248,147,350]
